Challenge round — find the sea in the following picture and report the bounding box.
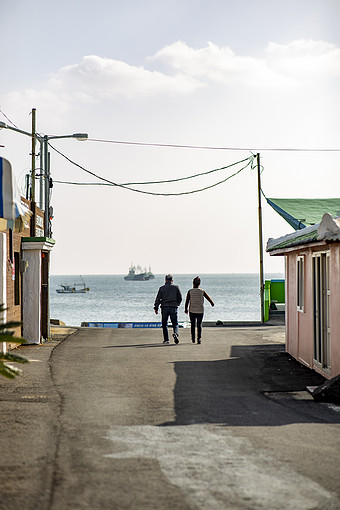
[50,273,284,327]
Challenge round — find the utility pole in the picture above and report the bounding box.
[31,108,36,202]
[257,153,265,323]
[39,139,44,210]
[43,135,50,237]
[30,108,37,237]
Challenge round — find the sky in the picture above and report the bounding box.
[0,0,339,276]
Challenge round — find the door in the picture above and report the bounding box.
[313,252,331,370]
[41,251,49,340]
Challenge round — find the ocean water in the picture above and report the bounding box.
[50,274,283,327]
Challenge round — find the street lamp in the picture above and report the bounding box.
[0,120,32,137]
[0,120,88,236]
[42,133,88,237]
[0,120,37,207]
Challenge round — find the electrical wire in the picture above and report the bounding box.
[1,107,338,152]
[0,108,19,129]
[54,159,253,196]
[48,142,255,196]
[87,138,340,152]
[52,156,253,186]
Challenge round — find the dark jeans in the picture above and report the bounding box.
[189,312,203,340]
[161,306,179,341]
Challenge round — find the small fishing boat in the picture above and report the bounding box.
[56,277,90,294]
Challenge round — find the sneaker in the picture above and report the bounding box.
[192,339,195,343]
[173,333,179,344]
[163,340,169,344]
[197,339,201,344]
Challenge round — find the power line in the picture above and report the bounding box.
[54,181,113,186]
[1,107,338,152]
[0,107,19,129]
[49,142,255,196]
[53,156,253,186]
[87,138,340,152]
[53,159,253,195]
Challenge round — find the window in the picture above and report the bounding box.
[297,256,304,312]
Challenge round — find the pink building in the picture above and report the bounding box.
[267,213,340,380]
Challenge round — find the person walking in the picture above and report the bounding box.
[185,276,214,344]
[154,274,182,344]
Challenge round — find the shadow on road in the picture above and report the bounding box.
[162,344,340,427]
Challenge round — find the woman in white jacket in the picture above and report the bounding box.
[184,276,214,344]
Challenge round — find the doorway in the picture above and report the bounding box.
[41,251,49,340]
[313,252,331,371]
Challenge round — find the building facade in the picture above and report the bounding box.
[267,213,340,379]
[0,198,54,345]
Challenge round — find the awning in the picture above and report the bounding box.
[0,157,31,231]
[266,197,340,231]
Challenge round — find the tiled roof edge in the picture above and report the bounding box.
[267,214,340,252]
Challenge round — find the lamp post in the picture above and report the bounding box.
[0,120,33,138]
[0,121,88,236]
[42,132,88,237]
[0,120,36,233]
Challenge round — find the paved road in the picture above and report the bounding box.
[1,325,340,510]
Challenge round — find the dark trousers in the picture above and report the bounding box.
[189,312,203,340]
[161,306,179,341]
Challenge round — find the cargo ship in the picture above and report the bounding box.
[124,264,154,281]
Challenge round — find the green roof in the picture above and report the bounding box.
[267,211,340,253]
[267,228,319,252]
[267,198,340,230]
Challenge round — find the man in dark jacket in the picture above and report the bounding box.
[154,274,182,344]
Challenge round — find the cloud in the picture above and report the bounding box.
[48,55,204,100]
[266,40,340,81]
[4,39,338,115]
[150,41,296,87]
[151,39,340,88]
[3,38,338,158]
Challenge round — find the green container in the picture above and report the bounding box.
[264,279,285,322]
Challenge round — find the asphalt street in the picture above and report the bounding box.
[1,325,340,510]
